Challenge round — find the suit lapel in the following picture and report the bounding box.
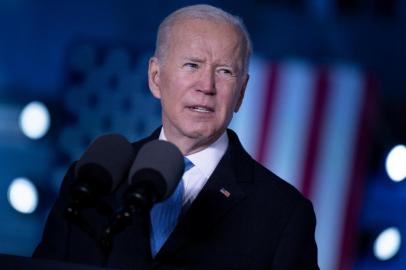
[157,129,252,259]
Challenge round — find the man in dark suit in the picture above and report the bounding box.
[34,4,319,269]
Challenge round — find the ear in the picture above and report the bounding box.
[148,57,162,99]
[234,74,249,112]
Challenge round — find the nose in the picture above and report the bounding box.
[196,67,216,95]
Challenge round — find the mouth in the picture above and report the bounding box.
[188,105,214,113]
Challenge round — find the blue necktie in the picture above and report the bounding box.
[150,158,194,257]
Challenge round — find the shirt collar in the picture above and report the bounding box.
[159,128,229,178]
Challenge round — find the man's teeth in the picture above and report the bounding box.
[192,106,211,112]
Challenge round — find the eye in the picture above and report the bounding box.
[217,68,235,77]
[183,62,199,70]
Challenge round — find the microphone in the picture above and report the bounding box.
[70,133,135,206]
[65,133,134,242]
[101,140,184,244]
[65,133,134,264]
[124,139,185,211]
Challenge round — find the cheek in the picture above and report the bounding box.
[166,75,196,104]
[160,80,188,110]
[215,94,237,121]
[217,84,241,111]
[159,74,179,99]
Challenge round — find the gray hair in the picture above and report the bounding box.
[154,4,252,74]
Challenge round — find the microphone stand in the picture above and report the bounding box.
[65,181,116,266]
[64,201,99,242]
[99,184,156,267]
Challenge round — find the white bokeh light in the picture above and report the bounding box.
[374,227,401,261]
[19,101,50,139]
[385,145,406,182]
[7,177,38,214]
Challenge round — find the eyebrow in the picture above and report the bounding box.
[183,56,236,70]
[183,56,205,63]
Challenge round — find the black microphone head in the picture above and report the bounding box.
[73,133,134,200]
[128,140,184,203]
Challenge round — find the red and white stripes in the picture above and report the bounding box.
[231,57,374,270]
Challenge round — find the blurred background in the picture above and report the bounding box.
[0,0,405,269]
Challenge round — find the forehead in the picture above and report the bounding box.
[167,19,244,64]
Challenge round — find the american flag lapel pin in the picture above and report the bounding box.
[220,188,231,198]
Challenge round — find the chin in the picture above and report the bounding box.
[180,124,213,138]
[185,125,225,141]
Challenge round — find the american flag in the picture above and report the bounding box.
[231,57,375,270]
[220,188,231,198]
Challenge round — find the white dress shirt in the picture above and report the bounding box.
[159,129,229,207]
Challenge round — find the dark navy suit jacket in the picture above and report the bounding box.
[33,128,319,270]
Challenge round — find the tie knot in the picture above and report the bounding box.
[184,157,194,172]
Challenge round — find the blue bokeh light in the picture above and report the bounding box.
[19,101,50,140]
[7,177,39,214]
